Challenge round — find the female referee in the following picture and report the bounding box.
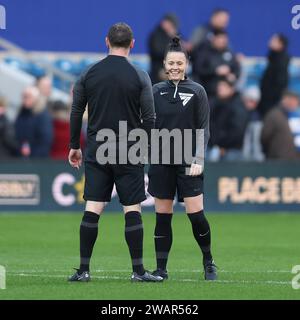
[148,37,217,281]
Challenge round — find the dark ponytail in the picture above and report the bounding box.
[164,36,188,60]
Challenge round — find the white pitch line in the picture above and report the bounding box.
[13,273,291,286]
[9,269,291,274]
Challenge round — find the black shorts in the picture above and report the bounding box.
[84,161,146,206]
[148,165,204,202]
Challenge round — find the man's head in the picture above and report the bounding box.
[210,9,230,30]
[281,90,300,112]
[269,33,288,52]
[211,30,229,51]
[106,22,134,51]
[161,13,179,37]
[36,76,52,98]
[217,79,235,99]
[243,86,261,111]
[22,86,40,109]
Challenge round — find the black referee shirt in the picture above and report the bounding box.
[70,55,155,162]
[152,78,210,165]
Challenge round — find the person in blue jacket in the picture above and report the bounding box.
[15,86,53,158]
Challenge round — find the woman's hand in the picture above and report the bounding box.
[188,163,203,176]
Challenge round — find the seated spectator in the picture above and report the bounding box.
[242,87,265,161]
[50,100,84,160]
[189,8,230,52]
[15,86,53,158]
[209,79,249,161]
[261,90,300,160]
[0,97,19,159]
[257,33,290,117]
[192,30,240,99]
[148,13,179,84]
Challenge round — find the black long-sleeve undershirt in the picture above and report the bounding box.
[70,55,155,162]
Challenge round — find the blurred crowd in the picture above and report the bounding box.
[0,76,85,160]
[148,9,300,161]
[0,8,299,161]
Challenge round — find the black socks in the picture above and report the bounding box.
[79,211,100,273]
[125,211,145,275]
[78,210,211,276]
[188,210,212,261]
[154,213,173,270]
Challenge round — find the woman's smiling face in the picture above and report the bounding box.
[164,51,187,82]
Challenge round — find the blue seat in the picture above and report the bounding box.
[245,78,260,88]
[54,59,78,74]
[27,62,46,77]
[289,81,300,95]
[289,64,300,78]
[253,61,267,77]
[4,56,30,72]
[53,76,72,93]
[79,57,98,70]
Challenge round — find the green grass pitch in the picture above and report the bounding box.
[0,212,299,300]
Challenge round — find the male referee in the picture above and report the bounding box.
[68,23,163,282]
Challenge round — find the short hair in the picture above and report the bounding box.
[164,36,188,60]
[163,13,179,29]
[36,75,50,84]
[107,22,133,48]
[282,89,300,101]
[276,33,289,50]
[218,77,236,88]
[213,29,228,37]
[212,8,229,16]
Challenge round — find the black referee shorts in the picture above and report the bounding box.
[84,161,146,206]
[148,165,204,202]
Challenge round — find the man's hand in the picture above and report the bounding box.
[188,163,203,176]
[68,149,82,169]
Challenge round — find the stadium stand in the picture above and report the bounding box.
[1,42,299,95]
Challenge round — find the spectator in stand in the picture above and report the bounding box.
[189,8,230,52]
[15,86,53,158]
[209,79,249,161]
[0,97,19,159]
[192,30,240,99]
[242,87,265,161]
[36,75,53,110]
[50,100,84,160]
[261,90,300,160]
[148,13,179,84]
[37,75,52,99]
[257,33,290,117]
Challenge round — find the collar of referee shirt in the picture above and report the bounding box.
[168,76,188,98]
